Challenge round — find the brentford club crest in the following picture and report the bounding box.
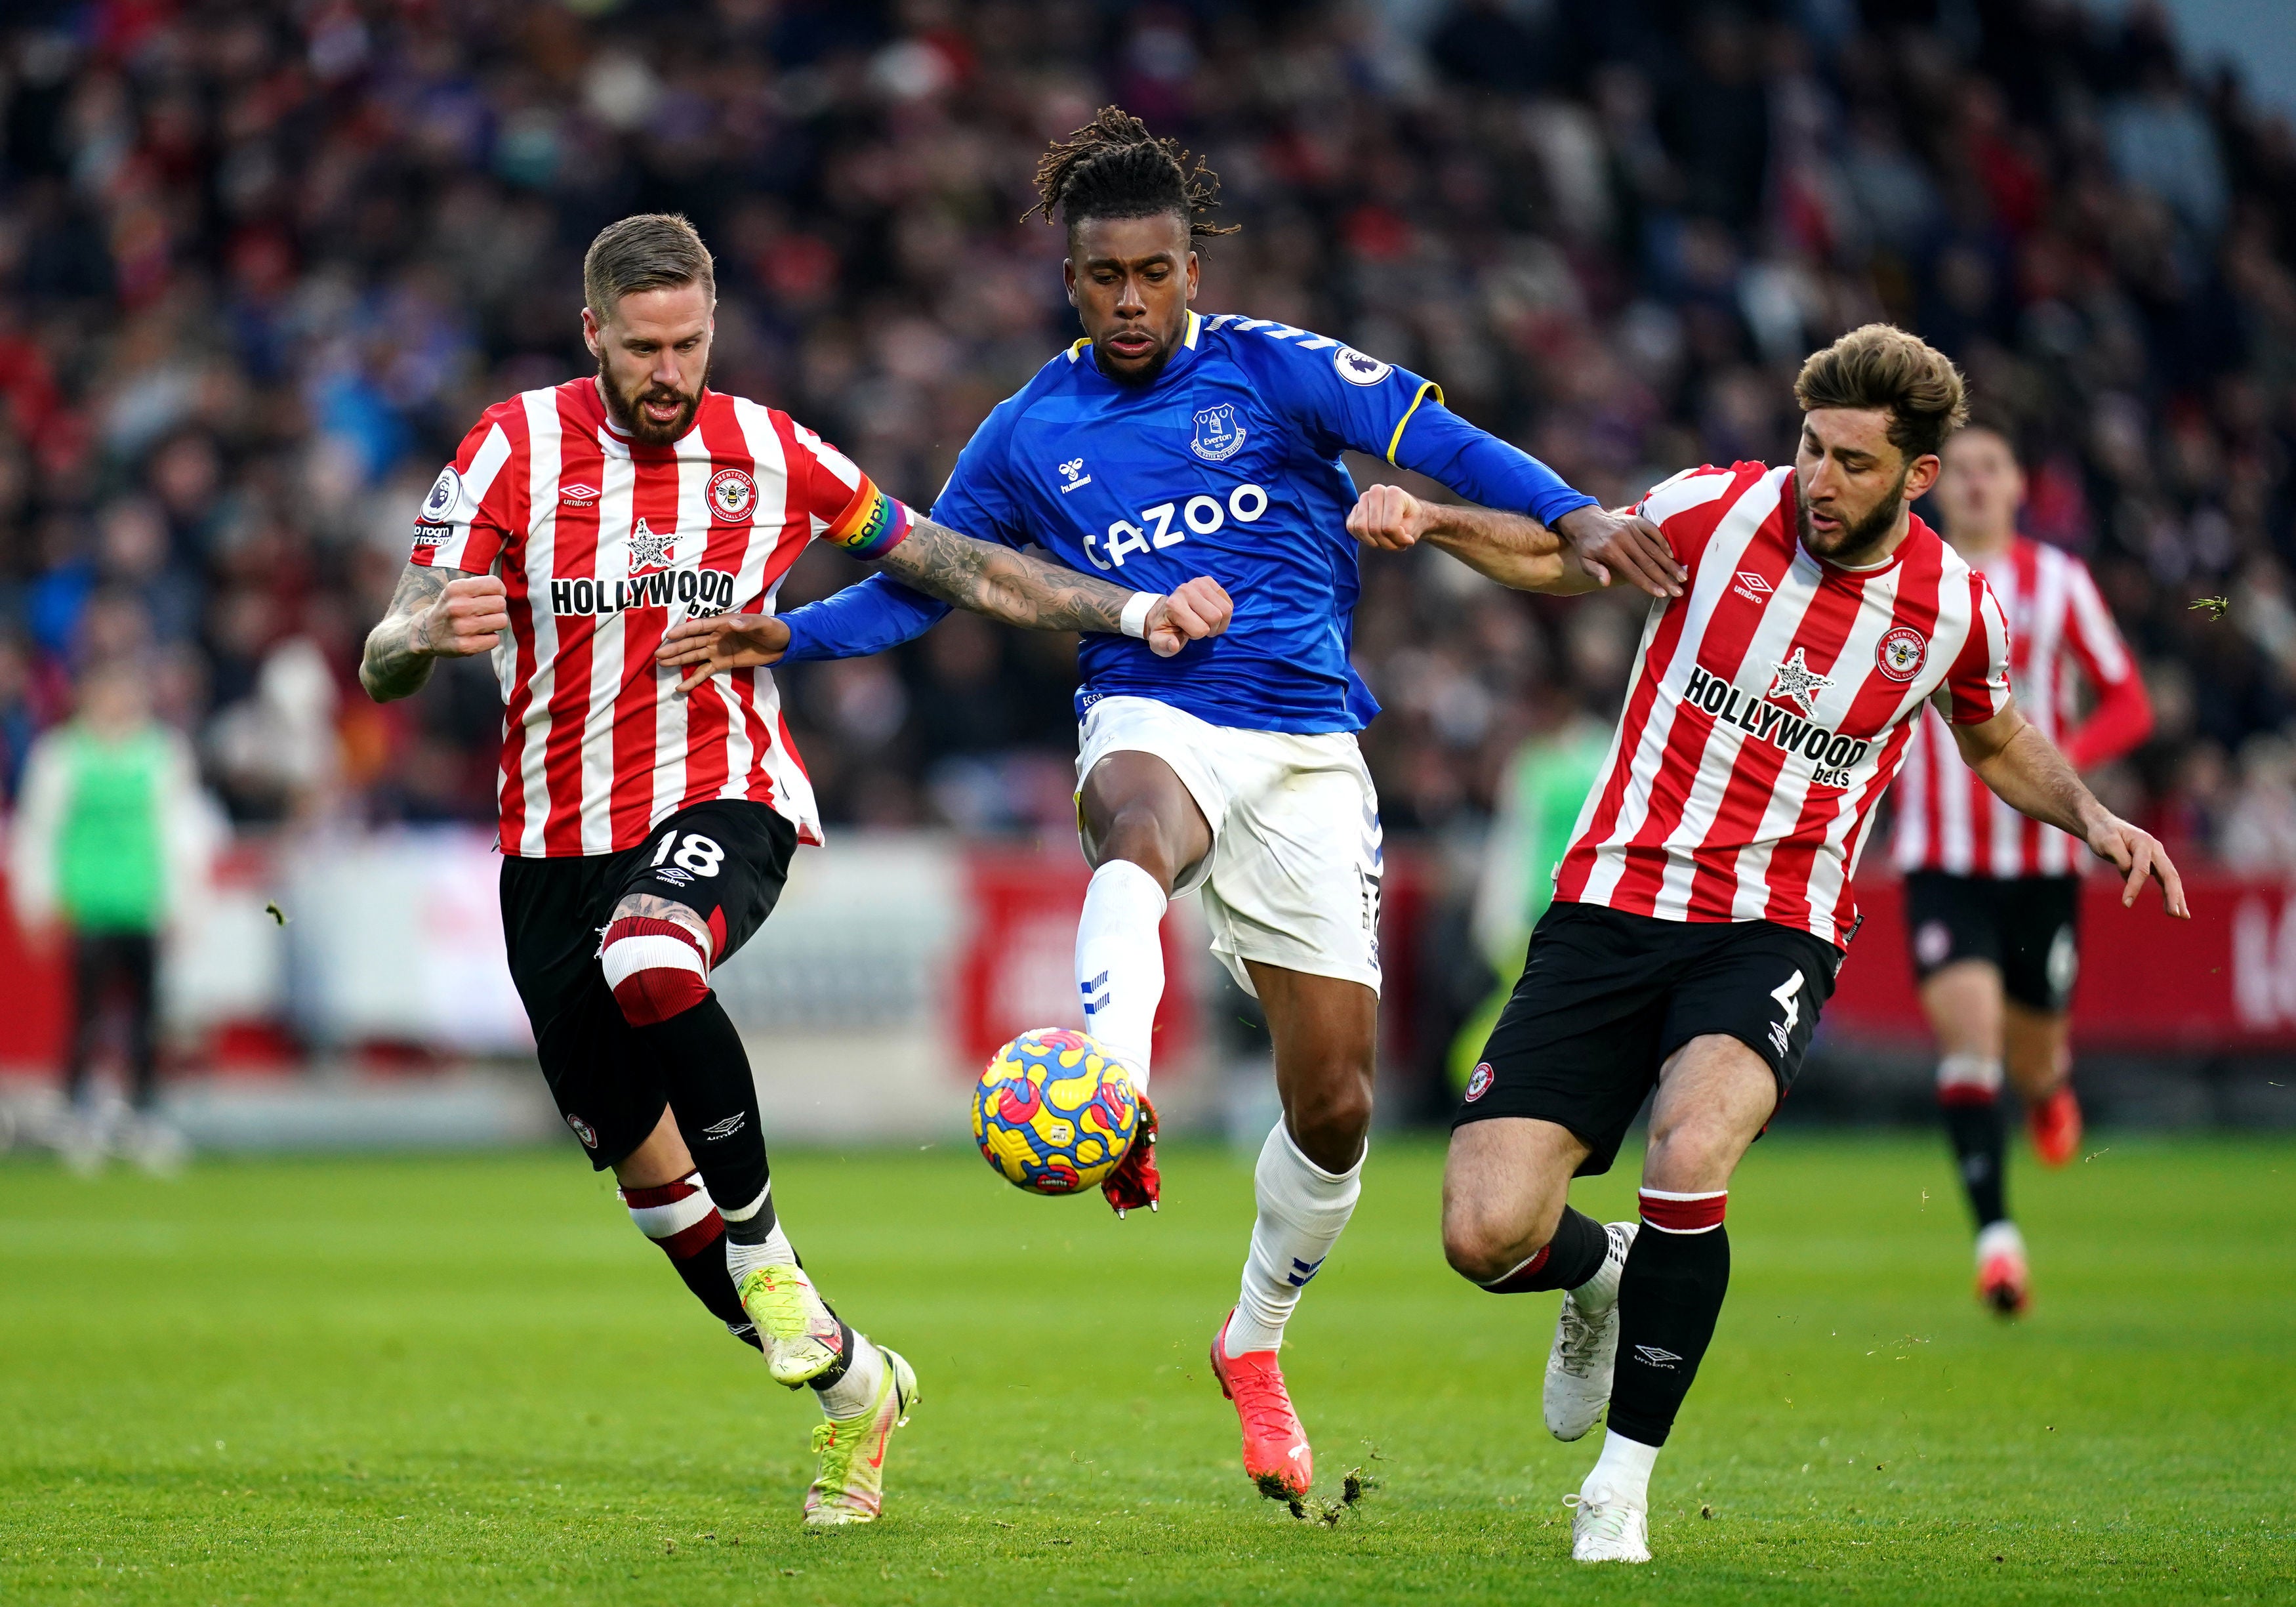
[1465,1062,1494,1102]
[566,1113,598,1149]
[1876,625,1928,682]
[709,467,757,522]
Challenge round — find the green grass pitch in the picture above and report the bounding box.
[3,1131,2291,1604]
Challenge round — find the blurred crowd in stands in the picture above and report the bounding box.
[2,0,2295,873]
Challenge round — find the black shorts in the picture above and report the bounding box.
[1903,871,2081,1012]
[1452,902,1842,1177]
[499,800,798,1170]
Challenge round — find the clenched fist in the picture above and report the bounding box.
[420,574,510,657]
[1142,576,1233,657]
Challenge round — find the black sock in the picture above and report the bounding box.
[1606,1203,1731,1449]
[634,993,773,1228]
[1477,1207,1610,1293]
[1939,1093,2007,1229]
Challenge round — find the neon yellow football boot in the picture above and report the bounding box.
[737,1263,846,1387]
[804,1347,920,1528]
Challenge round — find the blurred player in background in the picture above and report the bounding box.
[9,657,211,1175]
[762,106,1677,1505]
[1356,325,2186,1563]
[360,213,1227,1528]
[1448,683,1614,1095]
[1893,423,2152,1316]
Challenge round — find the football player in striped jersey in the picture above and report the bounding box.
[359,213,1229,1527]
[1893,421,2153,1316]
[1353,325,2184,1564]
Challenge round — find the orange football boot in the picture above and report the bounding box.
[1210,1310,1312,1500]
[2027,1083,2082,1168]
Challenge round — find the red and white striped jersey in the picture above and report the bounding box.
[1891,537,2151,878]
[1555,462,2013,948]
[408,378,913,858]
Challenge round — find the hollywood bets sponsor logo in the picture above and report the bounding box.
[548,566,738,617]
[1465,1062,1495,1102]
[1682,661,1872,775]
[708,467,756,522]
[1876,624,1928,682]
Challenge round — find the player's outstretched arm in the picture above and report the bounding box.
[1347,483,1679,596]
[1952,701,2189,918]
[359,562,509,703]
[656,518,1232,698]
[878,516,1231,648]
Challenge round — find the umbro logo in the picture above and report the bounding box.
[1633,1345,1681,1369]
[701,1114,747,1140]
[561,482,600,505]
[1732,570,1773,603]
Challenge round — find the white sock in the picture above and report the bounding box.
[1076,859,1168,1093]
[1582,1429,1661,1509]
[1224,1121,1363,1354]
[813,1329,885,1418]
[718,1186,796,1289]
[1570,1223,1630,1314]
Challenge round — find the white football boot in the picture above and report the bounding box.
[1544,1221,1638,1441]
[1568,1490,1652,1563]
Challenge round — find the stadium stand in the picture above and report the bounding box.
[0,0,2289,863]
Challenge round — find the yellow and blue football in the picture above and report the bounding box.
[972,1028,1139,1195]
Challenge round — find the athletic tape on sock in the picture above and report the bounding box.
[620,1170,726,1259]
[601,917,710,1026]
[1639,1188,1727,1234]
[1936,1053,2003,1105]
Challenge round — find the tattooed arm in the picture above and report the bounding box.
[359,563,511,702]
[656,516,1233,697]
[875,516,1229,639]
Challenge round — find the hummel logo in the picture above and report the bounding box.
[701,1113,747,1140]
[1732,570,1773,603]
[1633,1345,1681,1369]
[1057,457,1092,493]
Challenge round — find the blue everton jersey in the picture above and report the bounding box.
[778,310,1595,734]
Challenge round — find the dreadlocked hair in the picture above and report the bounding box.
[1025,106,1239,238]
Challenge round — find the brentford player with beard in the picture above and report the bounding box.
[1347,324,2186,1564]
[358,214,1229,1528]
[1891,422,2153,1317]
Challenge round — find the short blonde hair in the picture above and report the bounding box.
[583,213,714,320]
[1794,324,1969,462]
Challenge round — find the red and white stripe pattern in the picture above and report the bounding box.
[1554,463,2012,948]
[411,379,911,858]
[1893,537,2147,878]
[1639,1187,1728,1235]
[620,1171,726,1259]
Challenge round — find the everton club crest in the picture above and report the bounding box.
[1191,403,1246,463]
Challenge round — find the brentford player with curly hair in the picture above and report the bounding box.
[358,213,1229,1528]
[1349,323,2186,1564]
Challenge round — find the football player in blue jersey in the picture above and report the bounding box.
[658,106,1681,1504]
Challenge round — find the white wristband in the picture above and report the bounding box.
[1118,591,1157,639]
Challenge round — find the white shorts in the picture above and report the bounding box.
[1075,696,1383,997]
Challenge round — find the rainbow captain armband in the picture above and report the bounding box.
[823,476,914,560]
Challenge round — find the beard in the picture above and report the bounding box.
[598,356,707,446]
[1797,465,1910,566]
